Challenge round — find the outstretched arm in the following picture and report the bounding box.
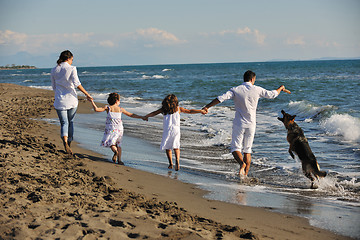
[122,108,147,120]
[145,108,163,118]
[90,100,107,112]
[202,98,221,113]
[261,85,288,99]
[180,107,207,115]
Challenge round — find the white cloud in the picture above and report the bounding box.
[99,40,115,48]
[0,30,94,54]
[0,30,27,45]
[204,27,266,45]
[63,33,94,44]
[219,27,251,36]
[253,29,266,45]
[286,36,305,46]
[133,28,187,46]
[0,28,186,56]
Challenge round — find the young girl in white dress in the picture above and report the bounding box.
[145,94,206,171]
[90,93,147,164]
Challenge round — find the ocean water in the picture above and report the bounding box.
[1,60,360,238]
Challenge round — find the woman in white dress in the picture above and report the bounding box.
[145,94,206,171]
[51,50,93,155]
[90,93,147,165]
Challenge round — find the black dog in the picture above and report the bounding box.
[278,110,326,188]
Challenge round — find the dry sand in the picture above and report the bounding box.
[0,83,353,240]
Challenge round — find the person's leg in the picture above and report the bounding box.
[174,148,180,171]
[114,131,124,165]
[232,151,246,175]
[231,124,246,175]
[67,107,77,143]
[243,153,252,175]
[56,109,72,154]
[117,146,123,165]
[110,145,118,163]
[166,149,173,169]
[56,109,68,139]
[242,127,255,176]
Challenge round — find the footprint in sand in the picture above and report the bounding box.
[27,192,42,203]
[109,219,136,230]
[127,233,140,238]
[158,223,168,229]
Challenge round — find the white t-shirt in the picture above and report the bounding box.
[51,62,81,110]
[217,82,279,128]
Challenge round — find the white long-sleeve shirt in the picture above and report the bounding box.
[217,82,279,128]
[51,62,81,110]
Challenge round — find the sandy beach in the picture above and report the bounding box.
[0,83,353,240]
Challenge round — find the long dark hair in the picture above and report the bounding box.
[57,50,73,65]
[161,94,179,115]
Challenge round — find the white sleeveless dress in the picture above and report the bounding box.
[101,107,124,147]
[160,111,180,150]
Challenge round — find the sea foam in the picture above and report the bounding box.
[320,114,360,142]
[142,74,166,79]
[29,85,53,90]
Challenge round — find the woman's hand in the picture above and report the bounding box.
[86,95,93,101]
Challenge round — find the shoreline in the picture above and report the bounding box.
[0,83,353,239]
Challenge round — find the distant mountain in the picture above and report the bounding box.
[0,51,57,68]
[311,56,360,61]
[268,57,360,62]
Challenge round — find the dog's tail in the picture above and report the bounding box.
[317,170,327,178]
[315,163,327,178]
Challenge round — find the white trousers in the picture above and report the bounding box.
[231,124,255,153]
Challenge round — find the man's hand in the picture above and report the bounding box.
[201,107,208,115]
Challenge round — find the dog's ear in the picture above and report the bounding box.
[278,117,284,122]
[290,115,296,120]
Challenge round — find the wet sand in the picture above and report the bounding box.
[0,83,353,239]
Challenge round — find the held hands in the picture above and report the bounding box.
[201,108,208,115]
[201,107,209,115]
[86,95,93,101]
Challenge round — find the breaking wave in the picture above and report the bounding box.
[320,114,360,142]
[287,100,336,121]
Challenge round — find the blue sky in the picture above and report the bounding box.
[0,0,359,67]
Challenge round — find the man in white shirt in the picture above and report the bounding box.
[202,70,286,176]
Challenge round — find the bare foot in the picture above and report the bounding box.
[112,151,118,163]
[118,161,124,165]
[175,164,180,171]
[239,168,246,176]
[63,141,73,155]
[168,164,173,169]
